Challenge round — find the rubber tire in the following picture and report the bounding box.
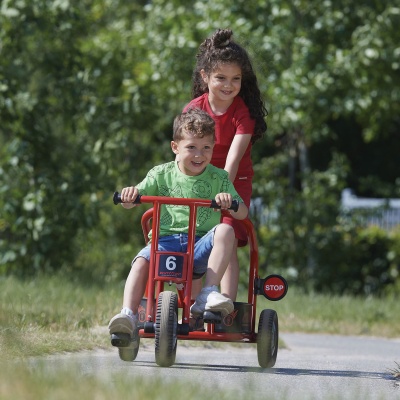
[118,335,140,362]
[257,309,278,368]
[155,291,178,367]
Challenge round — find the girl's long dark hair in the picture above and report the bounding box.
[192,28,267,144]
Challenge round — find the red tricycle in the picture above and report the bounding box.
[111,192,288,368]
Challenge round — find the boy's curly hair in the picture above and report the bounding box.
[192,28,267,144]
[173,108,216,142]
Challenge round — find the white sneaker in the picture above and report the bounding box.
[108,313,138,337]
[205,291,234,317]
[191,286,234,317]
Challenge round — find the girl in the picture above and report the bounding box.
[183,28,268,302]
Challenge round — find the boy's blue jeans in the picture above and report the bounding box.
[133,226,217,278]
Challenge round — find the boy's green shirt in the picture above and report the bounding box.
[136,161,243,238]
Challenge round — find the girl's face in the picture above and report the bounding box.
[171,134,214,176]
[201,63,242,105]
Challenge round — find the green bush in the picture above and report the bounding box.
[256,212,400,296]
[253,153,400,295]
[312,224,400,295]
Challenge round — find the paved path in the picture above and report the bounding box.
[36,333,400,400]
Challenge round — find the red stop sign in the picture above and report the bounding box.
[262,275,288,301]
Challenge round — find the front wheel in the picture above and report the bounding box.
[257,309,278,368]
[118,335,140,362]
[155,291,178,367]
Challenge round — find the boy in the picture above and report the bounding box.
[108,108,248,341]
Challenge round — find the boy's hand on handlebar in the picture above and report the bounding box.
[214,193,233,210]
[120,186,139,208]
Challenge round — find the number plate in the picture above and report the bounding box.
[157,254,184,279]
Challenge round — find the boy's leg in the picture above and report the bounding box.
[109,236,179,337]
[204,224,235,286]
[220,240,239,301]
[191,278,203,300]
[108,257,149,337]
[122,257,149,311]
[191,224,235,317]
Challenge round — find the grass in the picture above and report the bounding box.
[254,288,400,338]
[388,361,400,380]
[1,274,400,361]
[1,274,399,399]
[0,362,241,400]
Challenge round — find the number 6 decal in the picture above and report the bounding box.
[165,256,177,271]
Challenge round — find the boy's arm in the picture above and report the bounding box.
[120,186,140,209]
[214,193,248,220]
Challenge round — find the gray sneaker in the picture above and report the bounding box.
[190,285,217,316]
[108,313,138,337]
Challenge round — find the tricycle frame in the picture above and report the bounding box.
[113,193,287,367]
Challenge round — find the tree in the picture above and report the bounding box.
[1,0,399,292]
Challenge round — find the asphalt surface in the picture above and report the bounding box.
[35,332,400,400]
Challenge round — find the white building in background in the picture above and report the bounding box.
[249,189,400,230]
[341,189,400,230]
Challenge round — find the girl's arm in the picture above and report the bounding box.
[224,133,252,181]
[231,201,248,220]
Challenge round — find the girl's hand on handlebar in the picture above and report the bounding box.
[214,193,233,210]
[120,186,139,208]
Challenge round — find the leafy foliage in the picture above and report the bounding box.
[0,0,399,294]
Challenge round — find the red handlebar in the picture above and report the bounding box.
[113,192,239,211]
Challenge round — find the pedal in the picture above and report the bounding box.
[203,311,222,324]
[111,333,131,348]
[177,323,190,335]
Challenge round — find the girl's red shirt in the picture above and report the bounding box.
[184,93,255,178]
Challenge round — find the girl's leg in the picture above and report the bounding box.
[220,239,239,300]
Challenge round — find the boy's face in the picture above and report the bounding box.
[171,134,214,176]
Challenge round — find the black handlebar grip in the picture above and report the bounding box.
[231,200,240,212]
[210,199,239,212]
[113,192,121,205]
[113,192,142,205]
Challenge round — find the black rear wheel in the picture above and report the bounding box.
[257,309,278,368]
[155,291,178,367]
